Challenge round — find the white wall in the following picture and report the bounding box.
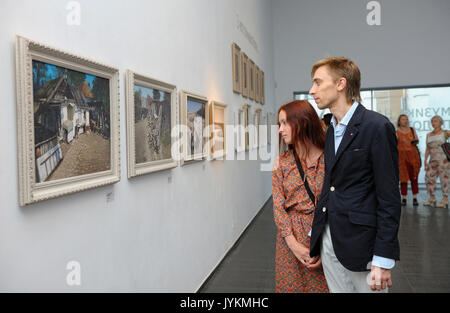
[0,0,275,292]
[272,0,450,108]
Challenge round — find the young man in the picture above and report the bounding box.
[307,57,401,292]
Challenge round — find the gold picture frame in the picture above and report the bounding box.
[209,101,227,159]
[241,52,249,98]
[231,43,242,94]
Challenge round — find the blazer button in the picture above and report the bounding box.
[330,186,335,192]
[322,207,327,213]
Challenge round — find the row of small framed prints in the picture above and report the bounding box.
[15,36,276,206]
[231,43,265,104]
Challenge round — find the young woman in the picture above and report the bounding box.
[424,115,449,208]
[272,100,328,293]
[396,114,421,206]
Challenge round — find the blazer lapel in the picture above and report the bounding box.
[325,126,335,170]
[329,104,365,173]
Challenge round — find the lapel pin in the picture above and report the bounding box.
[350,133,354,136]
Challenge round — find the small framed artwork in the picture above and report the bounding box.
[260,111,268,148]
[253,109,261,149]
[126,70,177,178]
[231,43,241,94]
[243,104,251,150]
[15,36,120,206]
[255,66,261,104]
[180,91,209,165]
[268,112,277,145]
[248,59,255,101]
[234,108,246,152]
[241,52,249,98]
[261,71,265,105]
[209,101,227,159]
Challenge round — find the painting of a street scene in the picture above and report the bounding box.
[33,60,111,183]
[134,84,172,164]
[187,98,206,158]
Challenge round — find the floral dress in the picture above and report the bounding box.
[425,131,449,197]
[272,149,329,293]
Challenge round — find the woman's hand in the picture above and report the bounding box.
[306,255,323,270]
[285,235,311,266]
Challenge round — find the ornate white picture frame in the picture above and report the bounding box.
[179,90,209,165]
[126,70,177,178]
[253,108,261,149]
[234,108,246,153]
[15,36,120,206]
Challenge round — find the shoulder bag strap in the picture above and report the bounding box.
[292,149,316,205]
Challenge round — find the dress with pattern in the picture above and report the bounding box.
[425,131,449,197]
[272,149,329,293]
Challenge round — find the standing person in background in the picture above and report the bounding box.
[396,114,421,207]
[272,100,329,293]
[424,115,450,208]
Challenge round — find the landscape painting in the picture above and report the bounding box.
[33,60,111,183]
[125,71,177,178]
[186,97,206,159]
[210,101,227,159]
[134,84,172,164]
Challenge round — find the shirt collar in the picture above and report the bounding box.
[331,101,359,128]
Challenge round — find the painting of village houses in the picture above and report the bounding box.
[133,85,172,164]
[33,60,111,183]
[186,98,206,159]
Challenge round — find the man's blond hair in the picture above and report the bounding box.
[311,57,361,103]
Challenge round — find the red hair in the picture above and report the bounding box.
[278,100,325,159]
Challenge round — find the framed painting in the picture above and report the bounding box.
[209,101,227,159]
[126,70,177,178]
[248,59,255,101]
[234,107,246,153]
[261,70,265,105]
[243,104,251,151]
[268,112,277,145]
[15,36,120,206]
[180,90,209,165]
[255,66,261,104]
[241,52,249,98]
[260,111,268,148]
[253,109,261,149]
[231,43,241,94]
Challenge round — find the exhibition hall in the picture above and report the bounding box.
[0,0,449,296]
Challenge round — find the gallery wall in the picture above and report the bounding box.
[272,0,450,109]
[0,0,275,292]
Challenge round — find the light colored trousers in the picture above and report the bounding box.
[320,223,388,293]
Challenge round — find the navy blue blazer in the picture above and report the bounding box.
[309,104,401,272]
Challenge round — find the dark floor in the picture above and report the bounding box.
[199,189,450,293]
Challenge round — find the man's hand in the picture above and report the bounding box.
[306,256,323,270]
[370,265,392,291]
